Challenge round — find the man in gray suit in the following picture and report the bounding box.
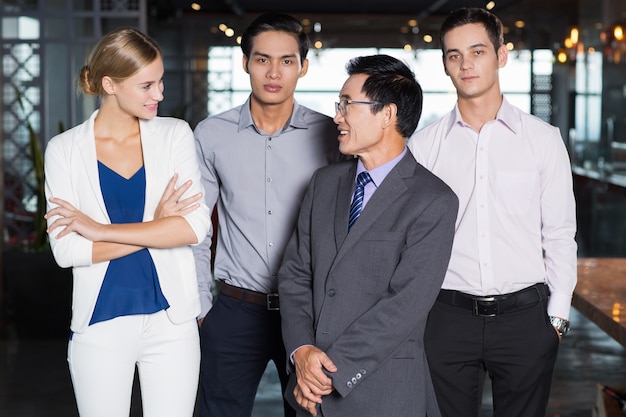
[278,54,458,417]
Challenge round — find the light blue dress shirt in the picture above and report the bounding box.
[353,147,408,210]
[193,97,344,316]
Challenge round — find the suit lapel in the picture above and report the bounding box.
[76,112,110,221]
[138,118,157,221]
[333,162,357,249]
[332,153,415,266]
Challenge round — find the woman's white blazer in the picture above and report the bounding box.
[44,110,212,333]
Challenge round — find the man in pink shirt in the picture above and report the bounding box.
[408,7,577,417]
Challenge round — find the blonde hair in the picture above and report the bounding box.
[78,27,161,96]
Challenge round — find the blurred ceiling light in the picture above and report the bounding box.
[423,34,433,43]
[225,28,235,37]
[515,21,525,29]
[615,25,624,41]
[191,3,201,11]
[486,1,496,10]
[570,27,579,44]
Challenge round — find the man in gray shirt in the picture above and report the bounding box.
[193,13,343,417]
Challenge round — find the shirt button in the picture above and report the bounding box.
[267,177,272,183]
[267,145,272,150]
[268,210,273,215]
[268,242,274,247]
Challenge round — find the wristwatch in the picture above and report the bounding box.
[549,316,570,337]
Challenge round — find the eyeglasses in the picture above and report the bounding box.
[334,99,384,116]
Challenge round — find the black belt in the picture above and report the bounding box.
[436,283,549,317]
[216,280,280,311]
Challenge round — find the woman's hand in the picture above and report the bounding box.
[45,197,106,241]
[45,175,203,245]
[154,174,202,220]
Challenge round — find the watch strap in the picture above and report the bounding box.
[549,316,570,336]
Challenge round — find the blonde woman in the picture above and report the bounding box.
[44,27,211,417]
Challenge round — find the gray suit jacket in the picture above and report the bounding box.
[278,152,458,417]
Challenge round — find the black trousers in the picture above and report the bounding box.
[424,291,560,417]
[198,294,296,417]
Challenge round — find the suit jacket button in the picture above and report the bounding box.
[327,289,336,297]
[347,381,353,388]
[351,377,357,384]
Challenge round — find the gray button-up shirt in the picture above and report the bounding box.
[193,97,343,316]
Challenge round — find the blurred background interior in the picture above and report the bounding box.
[2,0,626,416]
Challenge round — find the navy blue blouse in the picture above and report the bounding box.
[89,162,169,325]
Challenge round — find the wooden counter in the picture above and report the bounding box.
[574,258,626,348]
[573,166,626,189]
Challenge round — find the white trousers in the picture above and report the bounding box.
[68,311,200,417]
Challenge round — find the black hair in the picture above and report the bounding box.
[241,13,309,65]
[345,54,423,138]
[439,7,504,54]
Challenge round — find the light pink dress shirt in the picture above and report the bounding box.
[407,97,577,319]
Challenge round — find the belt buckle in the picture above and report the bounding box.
[267,294,280,311]
[472,296,497,317]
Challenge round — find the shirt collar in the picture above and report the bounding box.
[237,96,256,131]
[355,147,407,187]
[445,96,519,138]
[494,96,519,133]
[237,95,307,133]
